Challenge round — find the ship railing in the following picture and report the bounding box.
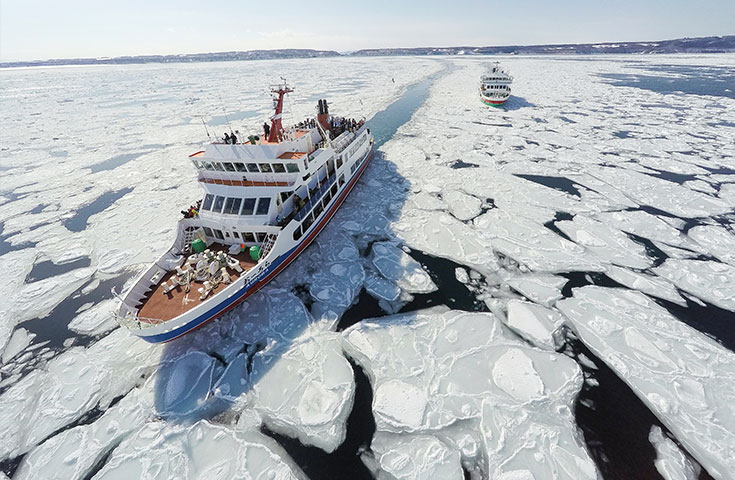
[293,172,337,221]
[115,312,167,330]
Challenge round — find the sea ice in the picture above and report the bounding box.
[249,330,355,453]
[371,241,437,294]
[505,299,565,350]
[91,420,305,480]
[555,215,652,269]
[369,432,464,480]
[155,351,216,418]
[67,299,119,336]
[687,225,735,267]
[505,273,567,307]
[443,190,483,221]
[1,327,35,364]
[343,308,597,478]
[558,287,735,479]
[13,381,156,480]
[649,425,701,480]
[655,258,735,311]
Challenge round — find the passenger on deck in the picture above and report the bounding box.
[223,132,231,144]
[263,122,271,139]
[293,193,305,210]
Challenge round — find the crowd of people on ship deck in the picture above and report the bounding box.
[181,200,201,219]
[222,131,242,144]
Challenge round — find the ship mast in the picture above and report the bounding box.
[267,81,293,143]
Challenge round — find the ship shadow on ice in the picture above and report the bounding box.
[497,95,535,111]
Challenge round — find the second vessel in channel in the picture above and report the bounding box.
[116,84,373,342]
[480,62,512,107]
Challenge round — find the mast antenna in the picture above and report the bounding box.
[217,93,234,134]
[199,116,212,140]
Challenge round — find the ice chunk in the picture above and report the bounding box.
[556,215,651,269]
[250,331,354,453]
[492,348,545,401]
[505,300,565,350]
[655,258,735,311]
[0,329,161,461]
[1,327,35,364]
[558,287,735,479]
[443,190,482,221]
[393,209,497,272]
[370,432,464,480]
[364,269,401,301]
[506,273,567,307]
[371,241,437,294]
[606,265,686,306]
[92,420,305,480]
[649,425,701,480]
[155,351,216,418]
[687,225,735,267]
[14,381,155,480]
[475,208,603,273]
[67,299,118,336]
[343,308,596,479]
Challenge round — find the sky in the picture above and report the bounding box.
[1,0,734,61]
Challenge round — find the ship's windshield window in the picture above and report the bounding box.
[313,202,324,217]
[242,232,255,242]
[203,161,214,171]
[212,195,225,213]
[192,159,202,169]
[213,162,225,172]
[293,226,302,241]
[232,231,240,238]
[203,227,213,237]
[223,162,236,172]
[273,163,286,173]
[255,232,267,243]
[256,197,271,215]
[241,198,256,215]
[246,163,259,173]
[286,163,299,173]
[280,191,292,202]
[323,190,332,204]
[259,163,273,173]
[202,194,214,211]
[330,184,338,196]
[339,174,345,186]
[213,229,224,240]
[224,197,241,215]
[234,162,247,172]
[336,157,343,169]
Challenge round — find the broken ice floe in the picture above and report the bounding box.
[343,308,597,479]
[649,425,701,480]
[371,241,437,294]
[655,258,735,311]
[92,420,305,480]
[505,299,565,350]
[558,287,735,479]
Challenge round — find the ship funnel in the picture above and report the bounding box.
[317,98,331,132]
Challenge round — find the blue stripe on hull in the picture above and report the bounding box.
[138,146,374,343]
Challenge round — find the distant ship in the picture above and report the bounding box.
[115,82,373,343]
[480,62,512,107]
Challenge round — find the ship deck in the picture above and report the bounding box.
[136,244,257,323]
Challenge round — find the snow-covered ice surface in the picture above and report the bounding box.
[2,53,735,479]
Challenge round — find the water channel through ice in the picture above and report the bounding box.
[1,54,734,479]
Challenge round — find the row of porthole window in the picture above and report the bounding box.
[202,226,267,243]
[192,159,300,174]
[293,180,342,241]
[201,194,271,216]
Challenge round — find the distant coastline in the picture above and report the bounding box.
[2,35,734,69]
